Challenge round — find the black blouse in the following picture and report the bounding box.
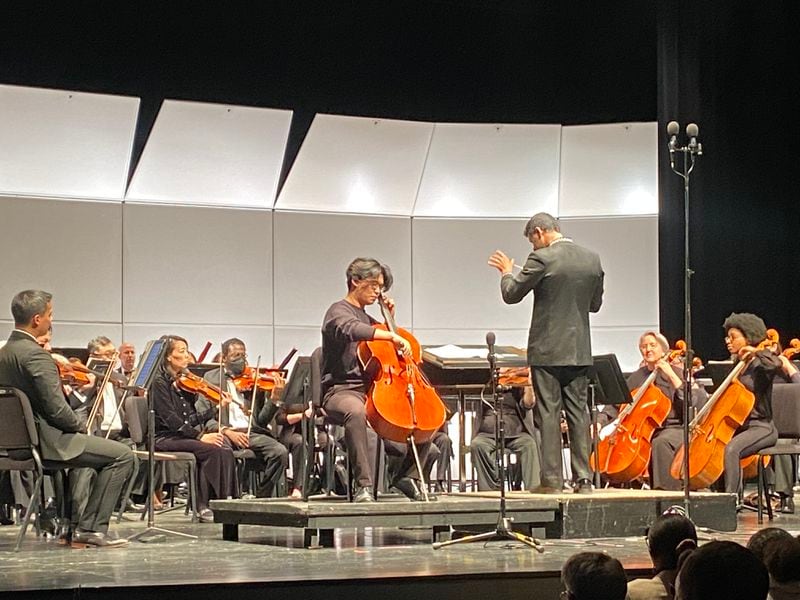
[151,369,216,440]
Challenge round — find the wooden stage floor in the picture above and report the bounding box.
[0,489,798,600]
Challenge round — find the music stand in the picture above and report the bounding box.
[588,354,632,487]
[129,338,197,542]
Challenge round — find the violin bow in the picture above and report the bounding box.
[247,355,261,439]
[86,350,120,434]
[218,344,225,435]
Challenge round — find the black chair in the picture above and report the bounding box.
[756,384,800,523]
[0,387,71,551]
[122,395,199,522]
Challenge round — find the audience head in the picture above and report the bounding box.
[747,527,796,564]
[645,511,698,572]
[675,540,768,600]
[561,551,627,600]
[763,536,800,585]
[11,290,53,335]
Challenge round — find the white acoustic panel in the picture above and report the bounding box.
[127,100,292,208]
[559,122,658,217]
[123,204,272,324]
[413,123,561,217]
[559,216,659,329]
[0,321,123,352]
[0,196,122,323]
[590,327,659,373]
[273,212,412,327]
[276,114,433,215]
[122,324,274,367]
[273,326,324,359]
[412,218,534,330]
[0,85,139,200]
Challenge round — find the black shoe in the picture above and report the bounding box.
[72,531,129,548]
[122,499,146,514]
[198,508,215,523]
[779,496,795,514]
[432,481,446,494]
[392,477,438,501]
[574,478,593,494]
[353,486,376,503]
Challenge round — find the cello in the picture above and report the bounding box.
[357,294,447,450]
[590,341,687,483]
[670,329,779,489]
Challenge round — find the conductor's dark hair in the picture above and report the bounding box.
[11,290,52,326]
[345,258,393,292]
[523,212,560,238]
[561,552,627,600]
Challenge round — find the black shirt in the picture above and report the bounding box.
[736,350,781,421]
[626,365,686,424]
[479,391,527,438]
[321,299,377,393]
[151,369,216,440]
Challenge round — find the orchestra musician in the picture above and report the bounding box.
[321,257,432,502]
[150,335,237,522]
[276,397,316,499]
[469,367,541,491]
[118,342,136,379]
[0,290,134,547]
[197,338,289,498]
[489,212,604,494]
[769,342,799,513]
[720,313,781,494]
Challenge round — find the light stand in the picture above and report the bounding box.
[433,332,543,552]
[667,121,703,517]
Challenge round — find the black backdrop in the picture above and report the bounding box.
[2,1,797,360]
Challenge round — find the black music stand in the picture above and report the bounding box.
[587,354,631,487]
[129,337,197,542]
[433,335,543,552]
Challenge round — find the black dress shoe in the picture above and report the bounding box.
[779,495,795,514]
[72,531,129,547]
[392,477,437,501]
[353,486,376,503]
[574,478,593,494]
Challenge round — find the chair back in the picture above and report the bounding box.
[773,384,800,438]
[310,347,323,409]
[124,395,149,445]
[0,387,39,468]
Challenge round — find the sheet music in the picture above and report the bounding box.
[425,344,519,360]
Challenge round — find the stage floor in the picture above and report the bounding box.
[1,493,798,600]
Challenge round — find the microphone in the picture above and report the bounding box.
[667,121,680,168]
[686,123,702,155]
[486,331,496,349]
[486,331,498,386]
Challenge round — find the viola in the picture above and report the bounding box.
[232,367,283,393]
[357,295,447,446]
[176,370,250,415]
[51,353,95,386]
[590,340,688,483]
[498,366,530,387]
[670,329,779,489]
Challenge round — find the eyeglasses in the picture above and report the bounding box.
[359,279,384,291]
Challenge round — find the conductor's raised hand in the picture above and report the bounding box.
[488,250,514,275]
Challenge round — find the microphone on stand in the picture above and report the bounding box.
[486,331,497,384]
[667,121,680,169]
[686,123,702,155]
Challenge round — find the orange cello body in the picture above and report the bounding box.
[591,376,672,483]
[357,302,446,444]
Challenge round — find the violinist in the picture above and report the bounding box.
[197,338,289,498]
[321,257,432,503]
[84,336,128,437]
[151,335,237,522]
[720,313,781,494]
[469,367,541,491]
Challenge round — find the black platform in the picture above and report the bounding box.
[210,489,737,547]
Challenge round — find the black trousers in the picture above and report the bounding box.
[155,437,236,510]
[424,431,452,482]
[531,365,591,488]
[58,435,134,534]
[724,419,778,493]
[470,432,540,491]
[323,385,431,489]
[247,431,288,497]
[650,425,684,490]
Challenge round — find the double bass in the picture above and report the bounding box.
[357,296,447,446]
[590,341,687,483]
[670,329,779,489]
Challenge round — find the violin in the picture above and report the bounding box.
[498,366,530,387]
[176,370,247,412]
[51,353,94,387]
[591,340,687,483]
[782,338,800,359]
[232,367,282,393]
[670,329,779,489]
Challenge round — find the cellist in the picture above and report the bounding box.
[321,257,432,503]
[720,313,781,494]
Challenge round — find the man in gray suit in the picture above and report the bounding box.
[0,290,134,546]
[489,213,604,493]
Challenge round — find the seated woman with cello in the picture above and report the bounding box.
[718,313,781,493]
[150,335,237,522]
[321,258,434,503]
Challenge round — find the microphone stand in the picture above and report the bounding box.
[668,122,703,518]
[433,334,543,552]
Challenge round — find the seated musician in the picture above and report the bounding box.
[276,398,316,499]
[470,367,541,491]
[0,290,134,547]
[118,342,136,379]
[721,313,781,494]
[198,338,289,498]
[85,336,130,439]
[150,335,237,522]
[321,257,432,503]
[770,346,800,514]
[425,426,453,493]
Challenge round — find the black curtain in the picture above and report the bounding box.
[657,1,800,360]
